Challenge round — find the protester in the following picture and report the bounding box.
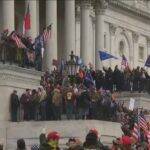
[17,139,26,150]
[66,138,83,150]
[10,90,20,122]
[0,144,3,150]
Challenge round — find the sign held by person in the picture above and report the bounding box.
[129,98,135,111]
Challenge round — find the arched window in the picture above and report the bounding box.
[119,41,124,56]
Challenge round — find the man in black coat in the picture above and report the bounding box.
[10,90,20,122]
[76,90,90,119]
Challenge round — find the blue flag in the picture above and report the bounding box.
[145,55,150,67]
[99,51,117,61]
[84,71,95,88]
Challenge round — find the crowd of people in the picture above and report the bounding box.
[10,64,150,122]
[4,115,150,149]
[0,29,46,71]
[9,64,150,149]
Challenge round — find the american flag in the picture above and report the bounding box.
[132,122,140,141]
[146,131,150,144]
[11,32,26,48]
[121,55,128,68]
[43,24,52,42]
[121,114,129,126]
[139,114,148,131]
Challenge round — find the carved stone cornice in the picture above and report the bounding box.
[109,23,117,36]
[81,0,91,9]
[95,0,108,15]
[132,32,139,43]
[109,0,150,20]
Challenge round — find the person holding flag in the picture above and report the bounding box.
[121,54,129,69]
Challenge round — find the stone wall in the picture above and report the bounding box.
[0,64,42,121]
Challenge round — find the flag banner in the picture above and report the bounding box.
[11,32,26,48]
[145,55,150,67]
[139,114,148,131]
[43,24,52,42]
[99,51,117,61]
[132,123,140,141]
[23,4,31,33]
[129,98,135,111]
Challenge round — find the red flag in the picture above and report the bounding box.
[23,4,31,33]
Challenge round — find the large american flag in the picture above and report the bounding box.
[121,55,128,68]
[121,114,129,126]
[132,122,140,141]
[43,24,52,42]
[11,32,26,48]
[139,114,148,131]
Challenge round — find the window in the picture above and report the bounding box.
[139,46,144,60]
[119,41,124,56]
[104,33,107,49]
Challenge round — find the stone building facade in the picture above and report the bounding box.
[0,0,150,70]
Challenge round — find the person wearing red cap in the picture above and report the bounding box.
[120,136,132,150]
[47,131,60,150]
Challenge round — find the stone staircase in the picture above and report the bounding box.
[0,120,122,150]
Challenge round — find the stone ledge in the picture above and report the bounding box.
[109,0,150,20]
[0,64,42,87]
[0,64,43,76]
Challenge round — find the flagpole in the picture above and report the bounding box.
[137,107,142,142]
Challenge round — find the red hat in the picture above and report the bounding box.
[47,131,60,141]
[120,136,131,145]
[89,128,99,138]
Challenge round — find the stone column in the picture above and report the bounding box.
[147,37,150,56]
[64,0,75,60]
[25,0,39,38]
[132,32,139,67]
[109,23,117,68]
[80,1,91,65]
[95,0,107,70]
[2,0,14,31]
[44,0,57,71]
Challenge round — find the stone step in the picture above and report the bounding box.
[1,120,122,150]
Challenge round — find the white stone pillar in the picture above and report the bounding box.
[95,1,107,70]
[25,0,39,38]
[109,23,117,68]
[132,32,139,68]
[80,1,91,65]
[44,0,57,71]
[64,0,75,60]
[2,0,14,32]
[147,38,150,55]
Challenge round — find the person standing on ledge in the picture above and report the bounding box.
[10,90,20,122]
